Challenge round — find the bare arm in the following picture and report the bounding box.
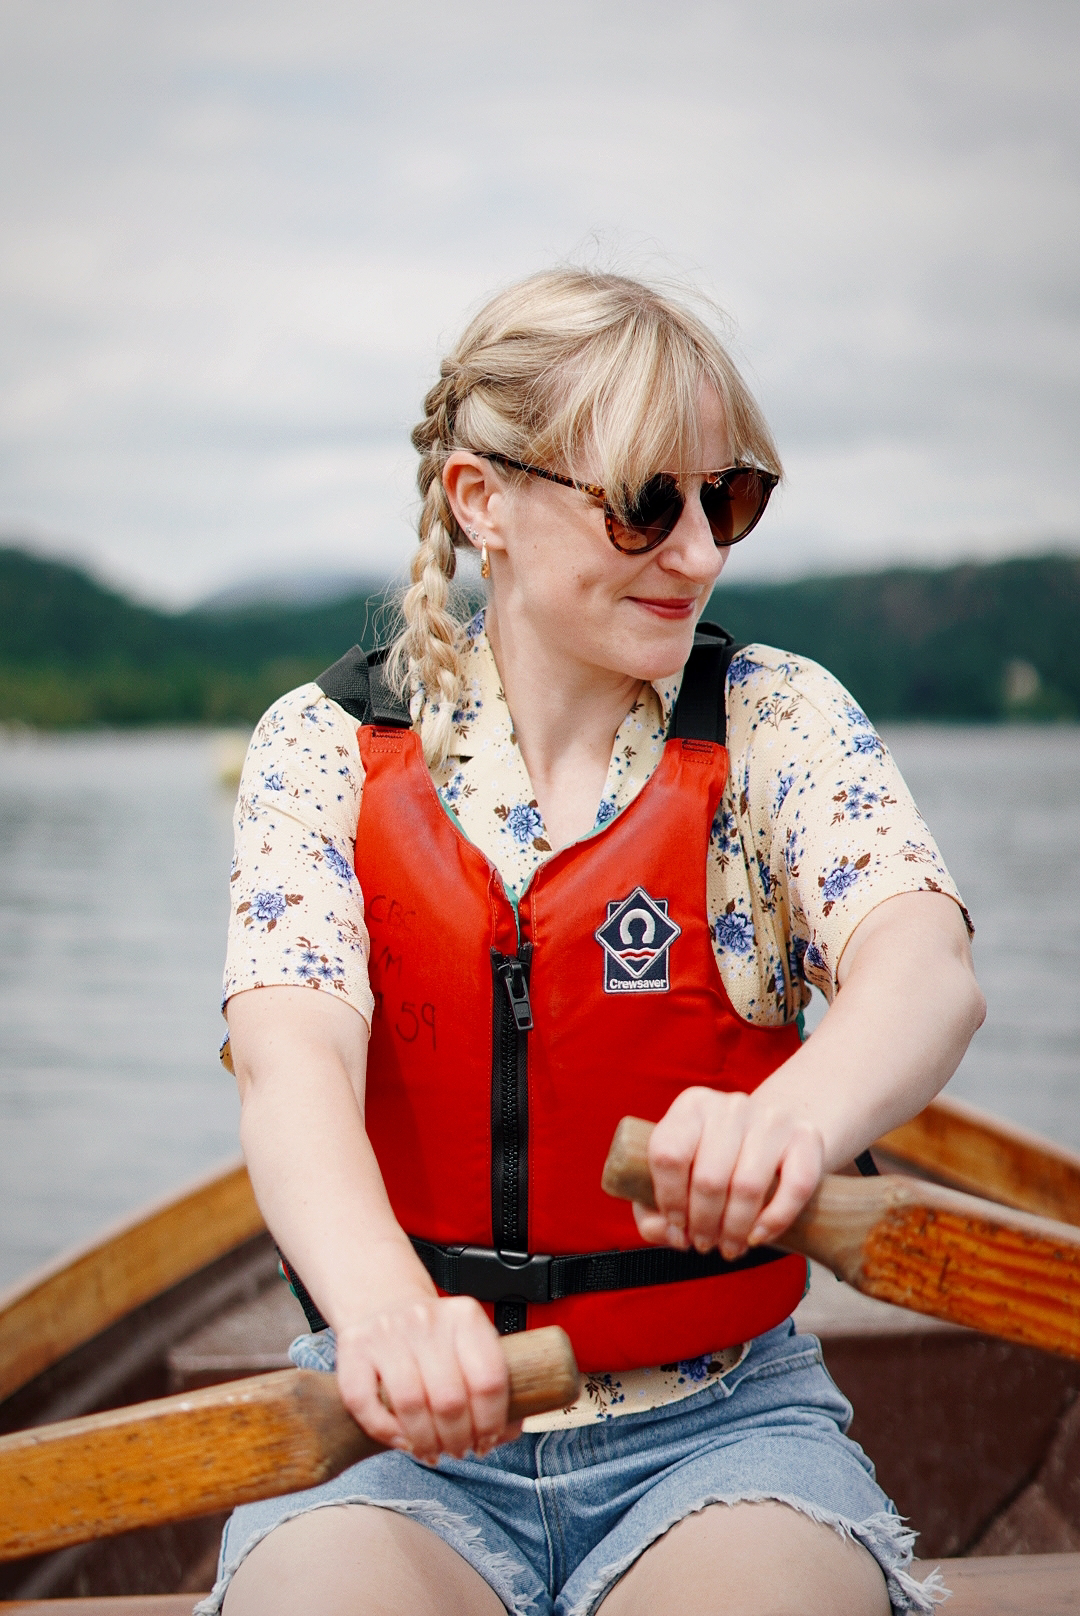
[637,891,986,1258]
[227,986,513,1461]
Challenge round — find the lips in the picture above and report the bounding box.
[627,597,698,619]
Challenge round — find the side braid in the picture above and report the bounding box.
[387,366,469,769]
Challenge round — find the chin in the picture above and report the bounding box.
[614,615,698,682]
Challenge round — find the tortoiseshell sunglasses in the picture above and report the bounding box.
[486,455,778,555]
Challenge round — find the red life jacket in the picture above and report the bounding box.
[318,629,806,1373]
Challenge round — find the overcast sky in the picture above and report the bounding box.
[2,0,1078,606]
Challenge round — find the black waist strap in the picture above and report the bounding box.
[280,1239,789,1335]
[409,1237,787,1305]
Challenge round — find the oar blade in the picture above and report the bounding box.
[806,1174,1080,1359]
[0,1369,359,1561]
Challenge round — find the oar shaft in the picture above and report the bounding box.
[602,1116,1080,1361]
[0,1326,580,1562]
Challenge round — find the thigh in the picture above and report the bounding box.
[596,1501,891,1616]
[222,1501,507,1616]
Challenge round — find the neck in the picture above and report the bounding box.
[484,605,644,851]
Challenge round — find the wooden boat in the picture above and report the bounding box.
[3,1095,1080,1615]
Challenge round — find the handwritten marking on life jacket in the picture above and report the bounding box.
[395,1000,436,1048]
[368,895,416,933]
[375,944,403,979]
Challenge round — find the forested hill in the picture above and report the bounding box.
[710,555,1079,722]
[1,545,1077,727]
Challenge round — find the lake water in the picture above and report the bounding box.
[1,723,1078,1291]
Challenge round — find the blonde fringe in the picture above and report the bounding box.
[388,268,782,770]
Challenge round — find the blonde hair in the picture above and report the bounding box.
[390,267,782,768]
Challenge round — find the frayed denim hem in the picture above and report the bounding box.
[191,1493,540,1616]
[563,1493,947,1616]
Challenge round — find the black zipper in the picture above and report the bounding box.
[490,944,533,1333]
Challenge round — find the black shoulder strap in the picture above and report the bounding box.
[315,645,411,728]
[670,621,742,746]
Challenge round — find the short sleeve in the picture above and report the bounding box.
[712,645,971,1022]
[223,684,374,1058]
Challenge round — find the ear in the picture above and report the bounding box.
[442,454,509,553]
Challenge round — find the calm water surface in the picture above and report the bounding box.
[1,724,1078,1290]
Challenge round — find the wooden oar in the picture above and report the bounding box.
[0,1326,580,1562]
[602,1116,1080,1360]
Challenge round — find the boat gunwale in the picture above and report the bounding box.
[0,1159,264,1406]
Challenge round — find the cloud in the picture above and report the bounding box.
[0,0,1077,602]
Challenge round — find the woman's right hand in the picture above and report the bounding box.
[335,1293,518,1464]
[226,989,518,1463]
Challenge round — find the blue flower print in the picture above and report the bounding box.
[852,731,884,757]
[451,698,477,729]
[804,941,829,981]
[818,853,871,915]
[713,905,754,956]
[595,796,617,827]
[465,608,486,638]
[710,804,738,863]
[236,888,303,933]
[289,938,346,989]
[830,782,893,823]
[497,801,549,853]
[755,852,778,906]
[322,844,353,882]
[843,701,874,732]
[727,652,759,687]
[676,1355,713,1383]
[262,771,285,791]
[774,771,794,815]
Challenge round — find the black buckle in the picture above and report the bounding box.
[451,1246,552,1304]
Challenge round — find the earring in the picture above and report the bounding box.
[466,526,491,579]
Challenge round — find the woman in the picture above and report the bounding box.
[205,270,984,1616]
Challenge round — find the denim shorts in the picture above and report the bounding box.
[195,1320,943,1616]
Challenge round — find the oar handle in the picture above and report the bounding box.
[504,1321,582,1419]
[601,1114,866,1272]
[602,1115,1080,1360]
[0,1325,580,1562]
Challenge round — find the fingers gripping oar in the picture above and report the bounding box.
[0,1325,580,1562]
[602,1116,1080,1361]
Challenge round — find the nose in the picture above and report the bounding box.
[658,483,726,585]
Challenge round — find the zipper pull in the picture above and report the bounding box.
[500,959,533,1032]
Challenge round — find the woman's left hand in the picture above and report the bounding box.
[633,1085,825,1259]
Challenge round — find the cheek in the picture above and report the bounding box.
[519,530,613,611]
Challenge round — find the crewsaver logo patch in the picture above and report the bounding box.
[595,887,681,994]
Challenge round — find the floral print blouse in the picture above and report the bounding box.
[224,613,967,1427]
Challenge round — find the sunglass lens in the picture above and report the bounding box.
[701,470,772,546]
[607,475,684,553]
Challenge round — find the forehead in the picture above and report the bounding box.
[668,385,731,474]
[577,380,734,488]
[649,384,734,478]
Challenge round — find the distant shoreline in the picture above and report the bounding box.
[2,547,1077,728]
